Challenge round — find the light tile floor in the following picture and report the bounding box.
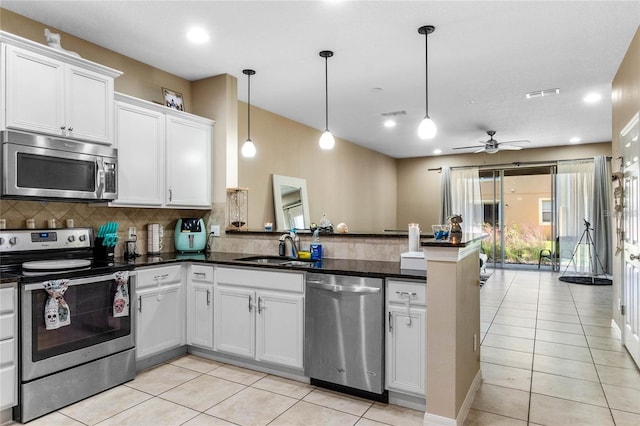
[25,269,640,426]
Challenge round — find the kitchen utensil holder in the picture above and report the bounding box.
[94,237,115,262]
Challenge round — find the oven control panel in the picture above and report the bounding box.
[0,228,92,252]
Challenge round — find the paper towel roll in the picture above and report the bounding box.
[408,223,420,252]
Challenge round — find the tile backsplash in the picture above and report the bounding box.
[0,199,223,257]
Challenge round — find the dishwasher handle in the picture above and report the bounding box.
[307,280,380,294]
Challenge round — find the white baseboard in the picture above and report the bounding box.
[611,318,622,339]
[423,369,482,426]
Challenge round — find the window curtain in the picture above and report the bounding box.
[439,166,452,224]
[450,167,483,234]
[557,160,596,274]
[593,155,612,274]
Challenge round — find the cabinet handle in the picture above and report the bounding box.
[138,295,142,312]
[258,296,263,314]
[248,295,253,312]
[206,289,211,306]
[630,253,640,261]
[388,311,392,332]
[60,125,66,130]
[154,273,169,280]
[194,272,207,278]
[68,126,73,132]
[169,189,173,202]
[396,291,417,297]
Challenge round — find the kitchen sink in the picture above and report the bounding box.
[234,255,315,267]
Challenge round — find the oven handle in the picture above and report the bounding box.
[24,273,119,291]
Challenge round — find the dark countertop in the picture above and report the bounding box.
[226,229,434,239]
[421,233,487,248]
[114,251,427,281]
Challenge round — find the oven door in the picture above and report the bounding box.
[21,272,135,382]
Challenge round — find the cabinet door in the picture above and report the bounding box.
[112,102,164,206]
[386,305,426,396]
[165,116,211,208]
[256,291,303,369]
[4,45,65,136]
[136,283,184,360]
[214,285,254,358]
[188,282,214,349]
[65,64,114,144]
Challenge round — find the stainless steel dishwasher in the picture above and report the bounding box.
[304,273,387,402]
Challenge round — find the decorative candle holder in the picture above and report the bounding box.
[226,188,249,231]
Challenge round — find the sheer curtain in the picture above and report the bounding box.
[439,166,452,224]
[450,168,483,234]
[557,160,595,274]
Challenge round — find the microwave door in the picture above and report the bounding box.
[3,143,99,200]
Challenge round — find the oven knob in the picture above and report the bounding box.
[0,237,4,245]
[9,237,17,246]
[68,235,76,243]
[79,234,87,242]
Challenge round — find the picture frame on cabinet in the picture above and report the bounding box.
[162,87,184,111]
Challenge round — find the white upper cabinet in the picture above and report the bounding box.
[1,32,121,144]
[112,93,214,209]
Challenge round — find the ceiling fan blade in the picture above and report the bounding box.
[452,145,485,150]
[500,139,531,145]
[498,144,523,151]
[474,147,487,153]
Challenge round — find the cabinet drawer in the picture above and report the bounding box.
[0,286,16,314]
[215,266,304,293]
[387,279,426,306]
[136,265,182,288]
[0,313,15,341]
[191,264,214,283]
[0,339,15,365]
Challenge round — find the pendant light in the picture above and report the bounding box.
[417,25,436,140]
[241,69,257,158]
[319,50,335,150]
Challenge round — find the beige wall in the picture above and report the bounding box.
[396,143,612,230]
[237,102,397,233]
[612,26,640,329]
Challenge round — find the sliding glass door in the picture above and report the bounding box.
[480,166,556,269]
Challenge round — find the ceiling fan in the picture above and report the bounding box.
[453,130,531,154]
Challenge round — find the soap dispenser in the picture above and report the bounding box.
[310,229,322,260]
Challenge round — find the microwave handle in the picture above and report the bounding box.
[96,159,105,198]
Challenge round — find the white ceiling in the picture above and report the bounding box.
[3,1,639,158]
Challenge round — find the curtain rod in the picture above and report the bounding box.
[427,156,612,172]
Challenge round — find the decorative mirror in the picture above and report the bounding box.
[272,174,310,231]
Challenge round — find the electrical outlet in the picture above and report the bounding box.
[128,227,136,239]
[210,224,220,237]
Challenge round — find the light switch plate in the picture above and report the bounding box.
[210,224,220,237]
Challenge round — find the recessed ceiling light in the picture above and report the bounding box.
[525,88,560,99]
[186,27,209,43]
[433,149,442,155]
[383,119,396,128]
[570,137,581,143]
[583,93,601,104]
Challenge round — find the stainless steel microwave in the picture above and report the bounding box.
[1,130,118,202]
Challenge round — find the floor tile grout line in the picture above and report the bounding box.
[525,270,542,425]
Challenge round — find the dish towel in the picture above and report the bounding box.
[112,271,130,317]
[43,280,70,330]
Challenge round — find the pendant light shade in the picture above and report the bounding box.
[319,50,335,150]
[418,25,436,140]
[241,69,256,158]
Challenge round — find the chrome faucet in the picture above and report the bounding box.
[279,233,299,259]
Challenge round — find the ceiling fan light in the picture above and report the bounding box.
[319,130,335,150]
[418,116,437,139]
[241,139,256,157]
[485,146,499,154]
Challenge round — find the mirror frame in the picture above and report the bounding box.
[272,174,311,231]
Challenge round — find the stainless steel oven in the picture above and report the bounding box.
[1,130,117,202]
[0,228,135,423]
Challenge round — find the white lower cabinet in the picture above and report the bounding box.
[0,283,18,409]
[386,279,426,397]
[214,266,304,369]
[135,265,185,360]
[187,264,214,350]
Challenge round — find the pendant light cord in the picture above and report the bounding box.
[424,30,429,117]
[324,55,329,131]
[247,73,251,140]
